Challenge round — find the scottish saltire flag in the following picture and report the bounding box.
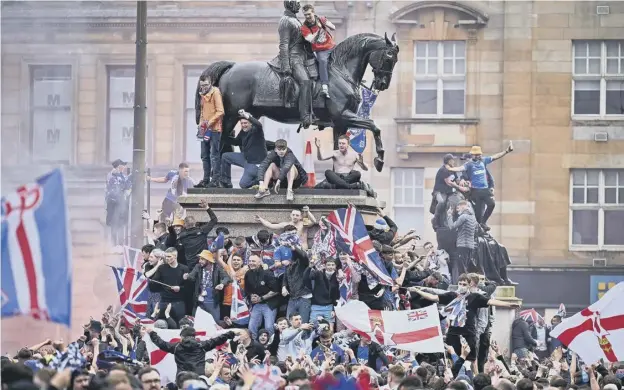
[346,88,378,154]
[326,205,393,286]
[110,266,154,326]
[1,169,72,327]
[230,280,249,324]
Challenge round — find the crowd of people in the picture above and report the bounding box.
[6,180,623,390]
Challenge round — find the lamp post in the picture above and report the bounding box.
[130,0,147,248]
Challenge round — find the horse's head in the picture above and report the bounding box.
[369,33,399,91]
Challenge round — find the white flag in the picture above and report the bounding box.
[550,282,624,364]
[335,300,444,353]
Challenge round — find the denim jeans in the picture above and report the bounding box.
[310,304,333,326]
[286,297,312,323]
[248,303,277,340]
[198,298,220,322]
[315,49,333,84]
[210,131,222,183]
[221,152,259,188]
[200,139,211,182]
[158,301,186,324]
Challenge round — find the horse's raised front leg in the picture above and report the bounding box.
[337,109,385,172]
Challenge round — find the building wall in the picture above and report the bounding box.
[2,0,624,269]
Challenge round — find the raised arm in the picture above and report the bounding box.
[255,215,288,230]
[448,165,466,172]
[148,331,177,353]
[489,141,514,162]
[314,138,333,161]
[487,298,520,309]
[198,199,218,234]
[409,286,440,302]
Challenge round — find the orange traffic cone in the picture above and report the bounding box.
[304,140,316,187]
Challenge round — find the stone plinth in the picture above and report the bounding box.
[178,188,385,237]
[490,285,523,357]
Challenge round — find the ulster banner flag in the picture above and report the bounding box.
[550,282,624,363]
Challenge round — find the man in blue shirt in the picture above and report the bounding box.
[147,162,196,222]
[449,142,513,231]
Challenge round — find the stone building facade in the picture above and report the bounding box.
[1,0,624,349]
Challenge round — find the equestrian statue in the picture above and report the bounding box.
[196,0,399,172]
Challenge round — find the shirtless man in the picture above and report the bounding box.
[254,208,316,249]
[315,135,370,190]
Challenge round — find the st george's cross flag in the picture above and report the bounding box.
[335,300,444,353]
[550,282,624,363]
[143,307,229,384]
[1,169,72,327]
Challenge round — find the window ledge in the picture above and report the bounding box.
[569,245,624,252]
[571,117,624,126]
[395,117,480,125]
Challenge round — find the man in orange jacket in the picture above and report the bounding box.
[196,75,225,188]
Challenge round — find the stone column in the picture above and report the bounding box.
[490,285,523,356]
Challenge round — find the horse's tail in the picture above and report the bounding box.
[195,61,235,125]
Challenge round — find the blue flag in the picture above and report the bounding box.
[346,88,378,153]
[1,169,72,327]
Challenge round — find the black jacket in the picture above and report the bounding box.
[187,263,232,305]
[511,318,537,351]
[303,267,340,306]
[229,116,267,164]
[244,268,280,309]
[149,331,235,375]
[368,216,398,246]
[283,247,311,299]
[257,149,307,184]
[173,209,218,269]
[348,340,389,369]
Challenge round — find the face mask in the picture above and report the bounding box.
[478,282,485,289]
[457,286,468,294]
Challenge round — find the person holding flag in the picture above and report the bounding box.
[410,273,519,373]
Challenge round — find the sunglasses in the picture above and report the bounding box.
[276,146,287,151]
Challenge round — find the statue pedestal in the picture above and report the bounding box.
[490,286,522,356]
[178,188,385,237]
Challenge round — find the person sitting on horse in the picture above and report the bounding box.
[196,75,225,188]
[301,4,336,98]
[255,139,308,202]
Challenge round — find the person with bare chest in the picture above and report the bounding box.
[315,136,373,194]
[254,208,316,249]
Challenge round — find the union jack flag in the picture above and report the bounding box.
[326,205,394,286]
[251,365,282,390]
[123,246,144,270]
[408,310,428,321]
[230,280,249,324]
[519,308,543,324]
[110,264,153,326]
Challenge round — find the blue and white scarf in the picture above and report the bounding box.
[442,293,468,328]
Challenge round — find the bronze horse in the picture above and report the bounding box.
[196,33,399,171]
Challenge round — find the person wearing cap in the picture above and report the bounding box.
[183,249,231,321]
[105,159,131,251]
[448,142,513,230]
[432,154,468,231]
[218,109,267,189]
[368,206,398,246]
